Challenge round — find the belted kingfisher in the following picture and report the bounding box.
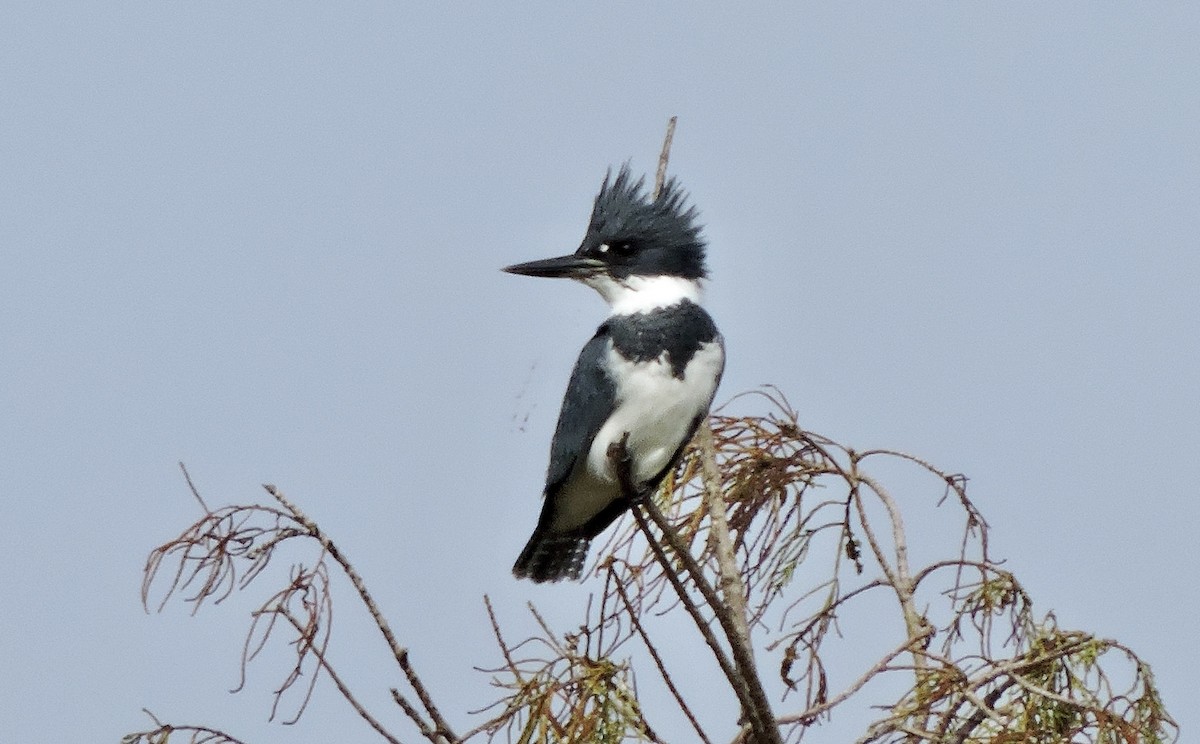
[504,165,725,583]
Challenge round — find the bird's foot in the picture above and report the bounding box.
[607,433,642,503]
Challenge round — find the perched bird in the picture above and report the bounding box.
[504,165,725,583]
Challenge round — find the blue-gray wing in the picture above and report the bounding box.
[512,328,617,583]
[544,327,616,492]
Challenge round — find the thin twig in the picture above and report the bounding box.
[393,688,442,743]
[179,461,211,513]
[483,595,522,680]
[611,566,714,744]
[630,501,747,710]
[127,709,251,744]
[608,431,782,744]
[775,624,934,726]
[277,609,404,744]
[262,484,456,743]
[654,116,678,196]
[637,500,782,744]
[949,680,1014,743]
[457,701,528,743]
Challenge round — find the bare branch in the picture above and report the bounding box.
[262,484,457,743]
[607,430,783,744]
[775,624,934,726]
[654,116,677,196]
[275,609,404,744]
[610,570,714,744]
[123,709,250,744]
[697,423,752,652]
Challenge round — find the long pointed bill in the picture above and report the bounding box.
[502,254,606,279]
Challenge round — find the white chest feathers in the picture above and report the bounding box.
[586,338,725,485]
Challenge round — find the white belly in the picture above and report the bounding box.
[551,341,723,532]
[588,340,724,487]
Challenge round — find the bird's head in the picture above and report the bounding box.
[504,165,707,312]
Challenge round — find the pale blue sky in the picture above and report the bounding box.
[2,2,1197,741]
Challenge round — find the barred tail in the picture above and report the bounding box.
[512,531,590,583]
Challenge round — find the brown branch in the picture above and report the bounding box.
[276,609,404,744]
[235,560,332,724]
[775,624,935,726]
[654,116,678,196]
[179,461,212,513]
[848,467,930,657]
[629,502,747,710]
[697,424,752,650]
[637,501,781,744]
[611,566,714,744]
[482,594,522,682]
[456,701,527,744]
[608,433,782,744]
[854,472,914,600]
[949,678,1014,743]
[392,689,442,743]
[262,484,455,743]
[607,433,747,715]
[125,708,250,744]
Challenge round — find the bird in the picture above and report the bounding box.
[503,165,725,583]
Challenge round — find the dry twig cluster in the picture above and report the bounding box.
[129,387,1176,743]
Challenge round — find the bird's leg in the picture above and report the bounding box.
[607,432,646,504]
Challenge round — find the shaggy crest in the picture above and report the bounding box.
[580,164,707,279]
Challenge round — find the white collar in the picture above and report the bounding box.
[580,274,704,315]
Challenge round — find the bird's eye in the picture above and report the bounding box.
[596,241,635,257]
